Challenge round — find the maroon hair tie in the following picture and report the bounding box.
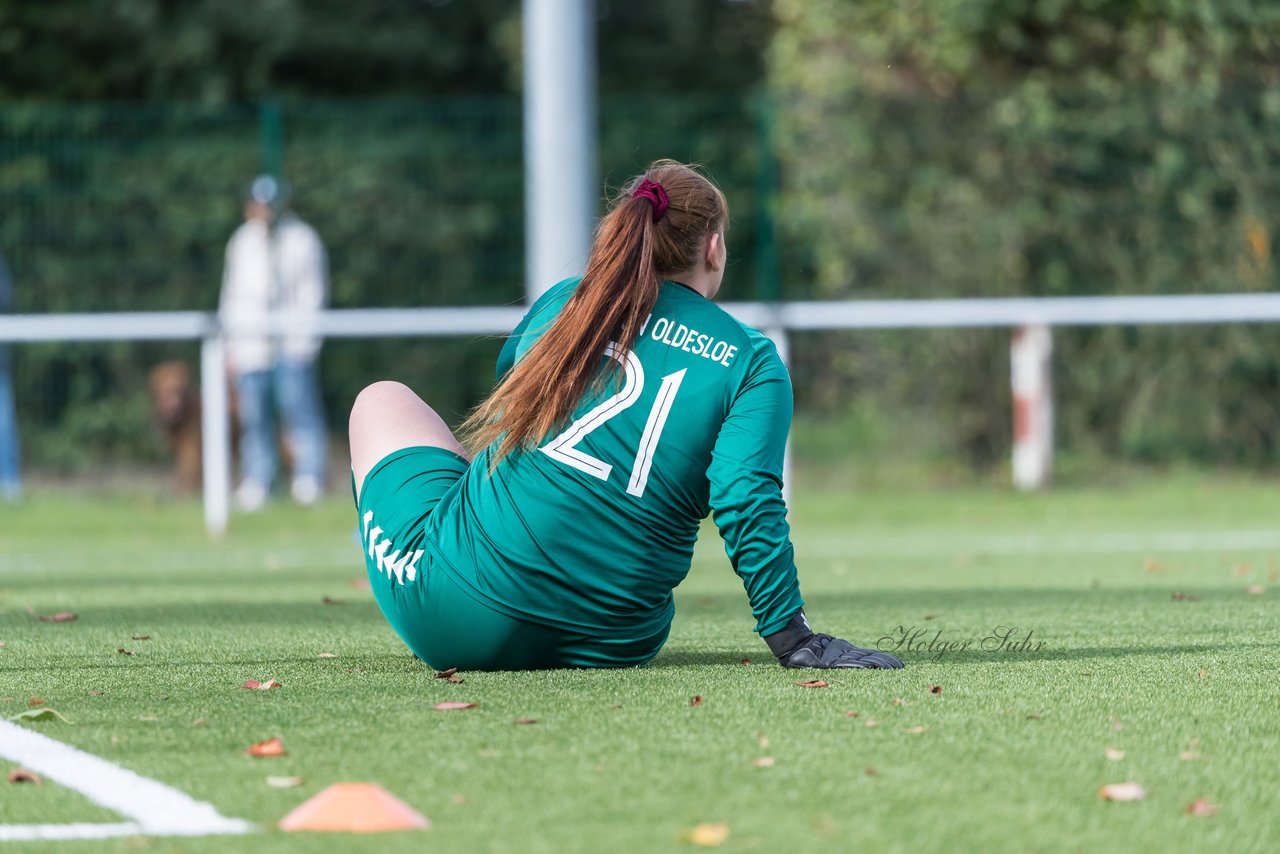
[631,178,669,222]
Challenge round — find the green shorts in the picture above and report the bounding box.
[355,446,668,670]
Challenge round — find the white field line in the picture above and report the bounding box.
[0,720,253,840]
[794,529,1280,559]
[0,823,143,842]
[0,546,356,574]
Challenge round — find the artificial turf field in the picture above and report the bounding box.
[1,473,1279,853]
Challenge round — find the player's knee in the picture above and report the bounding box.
[349,381,412,433]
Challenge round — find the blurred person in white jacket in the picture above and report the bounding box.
[219,175,328,511]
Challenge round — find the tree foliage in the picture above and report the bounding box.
[0,0,772,101]
[770,0,1280,465]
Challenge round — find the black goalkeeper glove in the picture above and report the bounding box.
[764,610,904,669]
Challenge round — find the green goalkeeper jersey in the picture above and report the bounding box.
[424,277,804,640]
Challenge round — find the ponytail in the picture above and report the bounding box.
[461,161,727,464]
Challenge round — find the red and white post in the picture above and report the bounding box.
[1010,324,1053,490]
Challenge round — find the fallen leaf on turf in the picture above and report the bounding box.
[348,578,372,590]
[1197,669,1208,679]
[242,679,282,690]
[435,668,464,683]
[88,690,103,697]
[34,611,78,623]
[681,822,730,847]
[191,717,207,726]
[845,710,859,718]
[1179,751,1202,761]
[7,768,41,784]
[740,658,751,665]
[1171,592,1199,602]
[1232,563,1251,577]
[0,641,6,648]
[1105,748,1125,761]
[690,695,703,707]
[316,651,337,658]
[433,702,477,710]
[27,697,43,707]
[1099,782,1146,801]
[117,648,134,656]
[891,697,910,706]
[451,794,468,805]
[929,684,942,695]
[757,733,769,749]
[796,680,829,688]
[245,737,286,757]
[10,708,72,724]
[0,698,13,702]
[1026,712,1042,720]
[752,756,775,768]
[864,719,879,727]
[903,726,928,734]
[131,635,151,641]
[266,775,304,788]
[865,767,878,777]
[321,596,343,605]
[1245,585,1265,595]
[1185,797,1219,817]
[513,718,538,725]
[1143,558,1166,574]
[137,716,159,722]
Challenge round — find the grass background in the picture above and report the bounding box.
[2,472,1279,853]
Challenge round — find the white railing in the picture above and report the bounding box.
[7,292,1280,534]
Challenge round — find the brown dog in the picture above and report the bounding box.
[147,362,293,494]
[148,360,203,492]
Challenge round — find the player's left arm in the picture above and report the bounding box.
[707,343,804,636]
[707,341,903,670]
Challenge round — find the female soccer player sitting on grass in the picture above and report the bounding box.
[348,160,903,672]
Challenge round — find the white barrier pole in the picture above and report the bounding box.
[1011,324,1053,490]
[523,0,596,302]
[199,334,231,536]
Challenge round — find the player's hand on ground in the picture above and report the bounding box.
[764,609,905,669]
[779,633,904,669]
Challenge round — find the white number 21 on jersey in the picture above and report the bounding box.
[539,343,686,498]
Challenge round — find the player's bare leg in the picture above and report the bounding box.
[349,381,470,500]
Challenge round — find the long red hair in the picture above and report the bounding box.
[462,160,728,462]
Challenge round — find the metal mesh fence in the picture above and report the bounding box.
[0,95,775,478]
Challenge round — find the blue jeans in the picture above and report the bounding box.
[0,353,19,501]
[234,359,327,488]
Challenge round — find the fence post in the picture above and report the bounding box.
[523,0,596,302]
[260,99,283,180]
[1010,323,1053,490]
[200,331,231,536]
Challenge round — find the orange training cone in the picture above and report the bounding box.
[278,783,431,833]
